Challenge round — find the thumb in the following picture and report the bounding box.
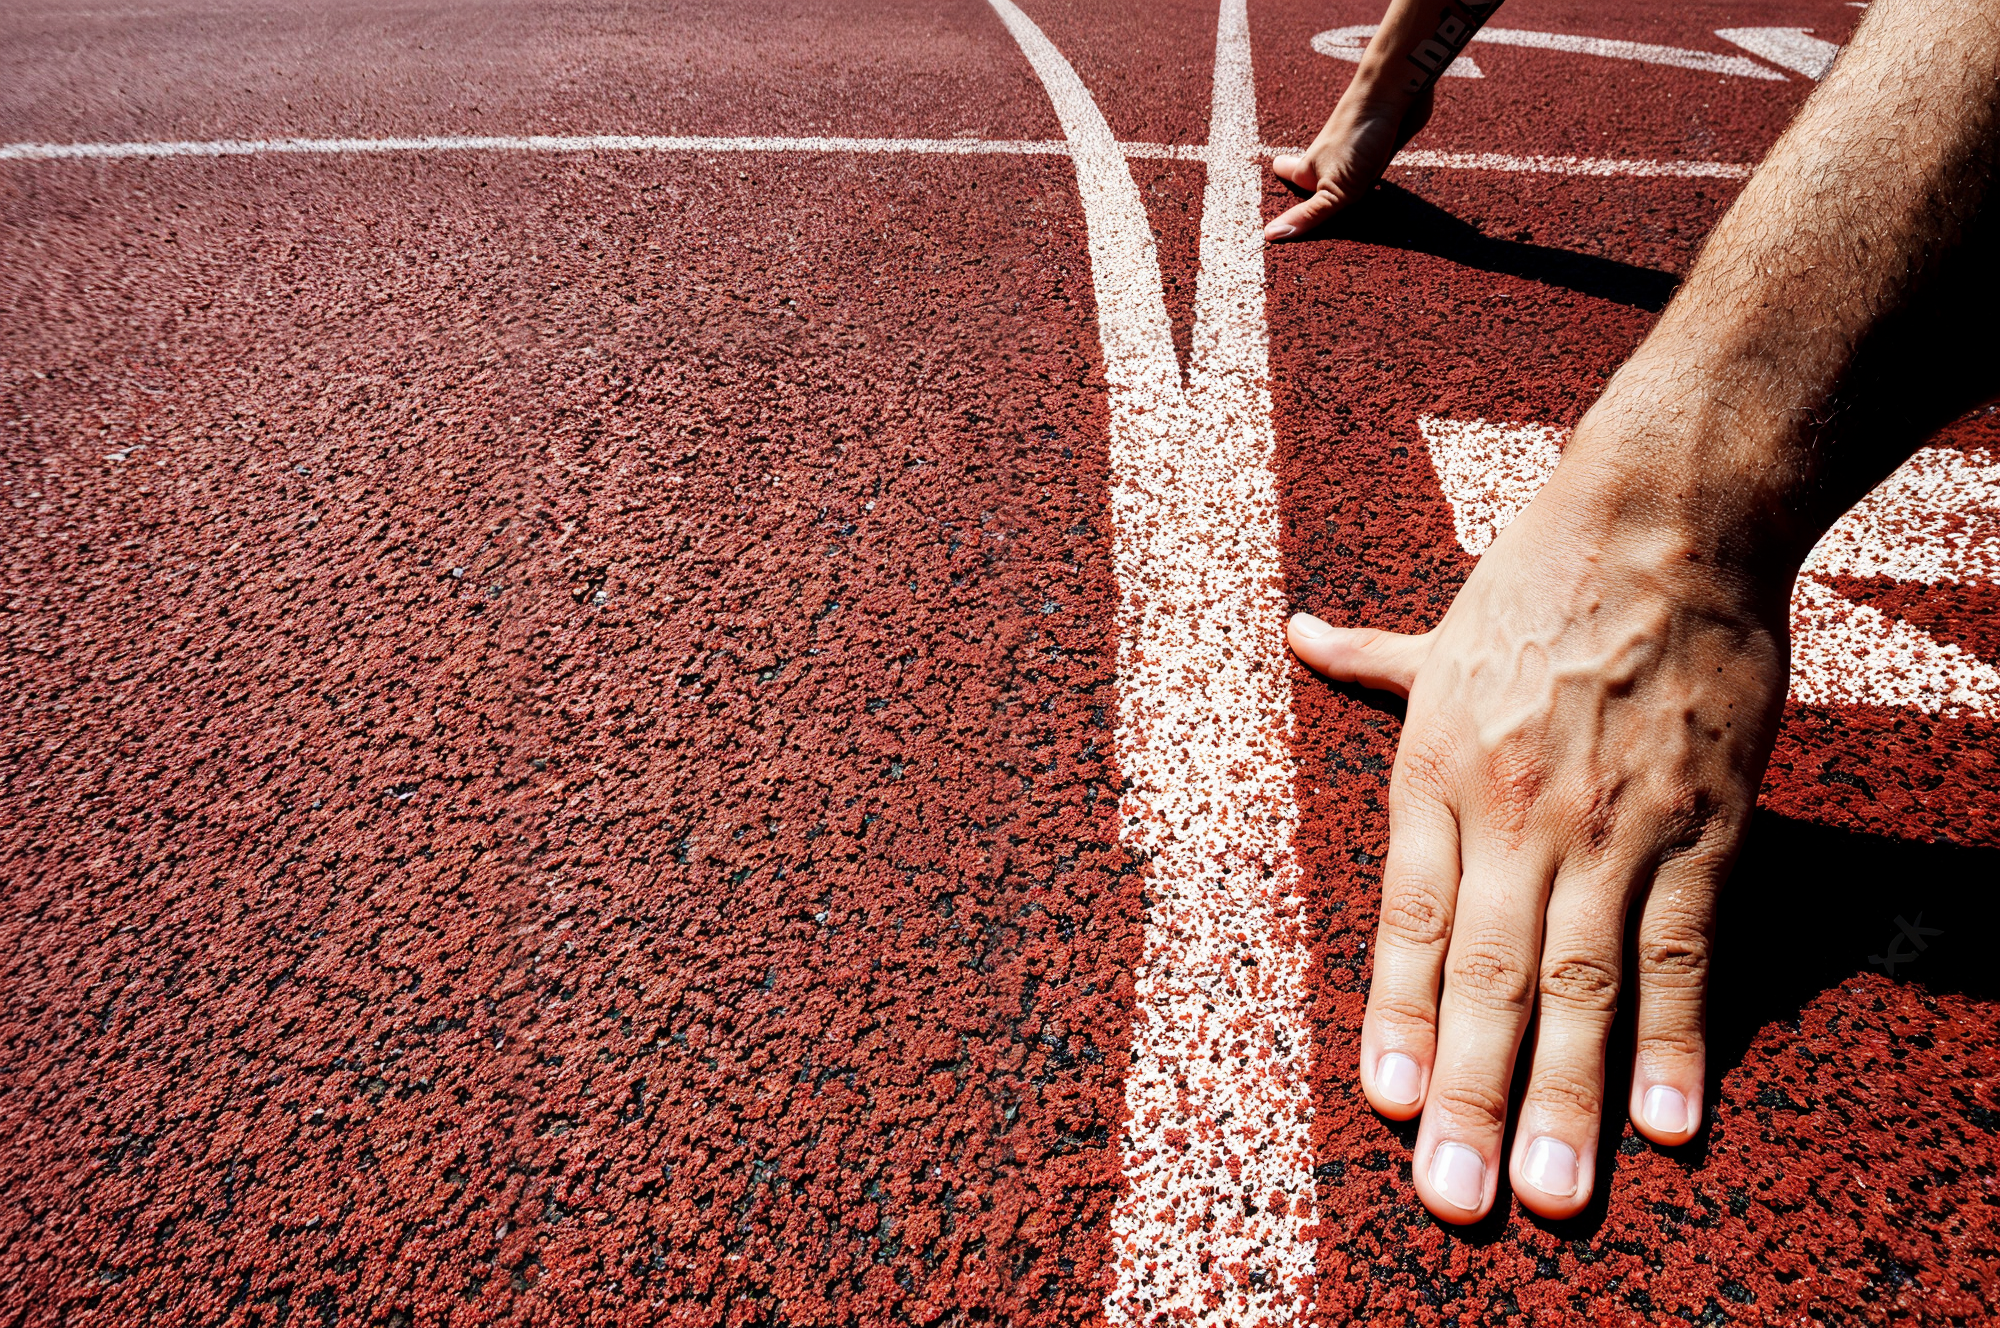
[1287,613,1433,698]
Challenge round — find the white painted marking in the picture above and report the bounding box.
[1417,416,1565,554]
[0,132,1753,180]
[1419,417,2000,715]
[0,133,1075,162]
[1473,26,1787,80]
[1803,447,2000,586]
[1312,24,1787,81]
[978,0,1315,1321]
[1715,26,1842,80]
[980,0,1179,402]
[1392,149,1754,179]
[1312,24,1483,77]
[1789,576,1997,713]
[1102,0,1319,1315]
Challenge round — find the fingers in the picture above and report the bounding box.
[1357,767,1460,1121]
[1505,840,1722,1219]
[1506,860,1634,1219]
[1263,185,1361,243]
[1628,846,1723,1146]
[1287,613,1433,698]
[1266,85,1436,242]
[1410,837,1554,1224]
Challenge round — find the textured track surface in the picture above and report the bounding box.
[5,0,1998,1325]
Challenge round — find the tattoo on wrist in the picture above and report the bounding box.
[1401,0,1503,95]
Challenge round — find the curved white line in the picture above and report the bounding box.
[1312,23,1787,80]
[981,0,1179,400]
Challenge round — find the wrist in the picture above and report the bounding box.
[1560,351,1825,591]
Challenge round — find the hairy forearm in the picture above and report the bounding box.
[1575,0,2000,570]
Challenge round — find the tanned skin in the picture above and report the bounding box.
[1272,0,2000,1224]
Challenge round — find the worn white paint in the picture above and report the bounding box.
[980,0,1317,1321]
[1802,447,2000,586]
[1419,418,2000,715]
[1312,24,1786,80]
[1392,149,1754,179]
[1789,576,1998,713]
[1715,26,1842,79]
[1417,416,1566,554]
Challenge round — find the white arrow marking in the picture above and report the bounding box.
[1803,446,2000,586]
[1715,26,1842,79]
[1418,416,2000,715]
[1313,24,1787,81]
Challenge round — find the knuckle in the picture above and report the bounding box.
[1369,995,1440,1039]
[1639,1029,1704,1062]
[1449,940,1536,1010]
[1539,954,1621,1013]
[1556,778,1623,853]
[1392,740,1457,809]
[1478,741,1548,833]
[1378,888,1451,951]
[1638,934,1711,990]
[1653,788,1743,862]
[1528,1067,1604,1120]
[1434,1080,1511,1131]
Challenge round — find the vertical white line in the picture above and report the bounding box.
[1102,0,1317,1322]
[984,0,1318,1322]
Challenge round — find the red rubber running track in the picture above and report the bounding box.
[4,0,1998,1325]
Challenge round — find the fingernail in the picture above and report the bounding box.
[1428,1141,1485,1211]
[1265,223,1296,240]
[1522,1136,1578,1198]
[1290,612,1333,641]
[1643,1085,1689,1134]
[1375,1051,1421,1104]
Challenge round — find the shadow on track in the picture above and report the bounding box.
[1710,809,2000,1067]
[1512,811,2000,1242]
[1316,182,1682,312]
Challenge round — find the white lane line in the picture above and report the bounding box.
[976,0,1316,1321]
[1103,0,1318,1319]
[980,0,1180,402]
[1312,23,1787,80]
[1392,149,1754,179]
[0,132,1753,179]
[0,133,1074,161]
[1418,416,2000,715]
[1715,26,1843,80]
